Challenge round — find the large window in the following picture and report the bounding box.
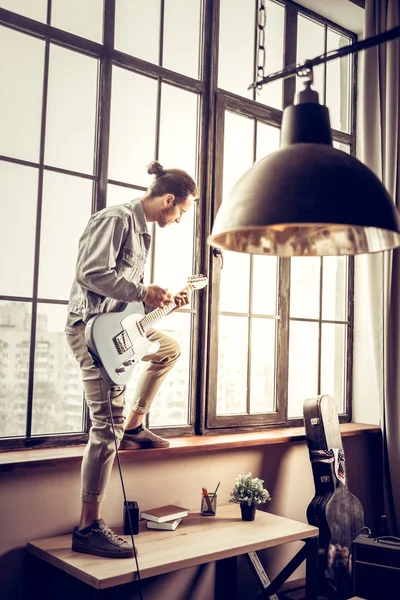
[0,0,357,449]
[209,2,355,430]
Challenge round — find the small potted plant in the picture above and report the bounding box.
[229,472,271,521]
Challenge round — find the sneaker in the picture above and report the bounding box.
[120,424,170,449]
[72,519,137,559]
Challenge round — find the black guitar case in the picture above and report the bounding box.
[303,394,365,600]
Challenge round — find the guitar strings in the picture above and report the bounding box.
[124,284,194,343]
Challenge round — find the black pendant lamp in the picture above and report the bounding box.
[208,80,400,257]
[208,22,400,258]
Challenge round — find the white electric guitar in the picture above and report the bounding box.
[85,274,208,385]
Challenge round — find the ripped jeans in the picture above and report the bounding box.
[65,321,180,502]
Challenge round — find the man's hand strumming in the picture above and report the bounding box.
[144,285,174,308]
[173,291,190,308]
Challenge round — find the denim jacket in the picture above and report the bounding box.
[67,198,151,324]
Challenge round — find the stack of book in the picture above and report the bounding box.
[140,504,189,531]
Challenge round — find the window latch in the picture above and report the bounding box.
[212,247,224,269]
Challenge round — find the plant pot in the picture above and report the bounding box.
[240,503,256,521]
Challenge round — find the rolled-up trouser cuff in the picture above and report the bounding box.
[81,490,106,503]
[129,403,149,415]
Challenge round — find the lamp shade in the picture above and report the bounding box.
[208,100,400,256]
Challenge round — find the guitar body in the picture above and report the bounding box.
[303,395,365,600]
[85,302,160,386]
[84,275,208,386]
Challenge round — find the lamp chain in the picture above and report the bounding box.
[257,0,267,90]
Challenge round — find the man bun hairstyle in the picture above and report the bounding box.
[146,160,198,202]
[147,161,166,178]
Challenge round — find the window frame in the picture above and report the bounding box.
[206,92,287,430]
[202,0,357,433]
[0,0,358,450]
[0,0,205,449]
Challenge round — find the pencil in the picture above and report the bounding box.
[202,486,213,512]
[213,481,221,496]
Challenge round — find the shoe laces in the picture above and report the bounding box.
[101,524,125,545]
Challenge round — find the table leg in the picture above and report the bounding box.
[247,535,319,599]
[215,556,238,600]
[245,552,279,599]
[305,536,319,600]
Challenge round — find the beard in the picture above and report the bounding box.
[155,207,173,228]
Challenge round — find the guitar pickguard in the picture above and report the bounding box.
[114,313,146,354]
[85,275,208,385]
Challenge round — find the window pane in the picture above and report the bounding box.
[153,203,196,294]
[219,251,250,313]
[109,68,157,187]
[107,184,143,207]
[322,256,347,321]
[217,316,248,415]
[333,141,350,153]
[159,84,198,178]
[256,121,280,161]
[0,0,46,21]
[51,0,103,43]
[296,15,325,102]
[32,303,84,435]
[0,301,31,438]
[124,312,191,427]
[223,111,254,201]
[115,0,160,64]
[257,0,284,110]
[38,172,92,300]
[288,321,319,418]
[0,27,44,162]
[45,45,98,174]
[154,86,198,290]
[250,318,276,413]
[252,256,278,315]
[219,0,254,98]
[0,163,38,297]
[326,29,350,133]
[219,112,253,310]
[321,323,346,413]
[290,257,320,319]
[163,0,201,78]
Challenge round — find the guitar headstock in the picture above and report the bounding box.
[187,274,208,290]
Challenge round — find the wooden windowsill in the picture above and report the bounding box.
[0,422,380,472]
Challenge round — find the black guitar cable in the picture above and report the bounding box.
[106,388,144,600]
[353,525,372,538]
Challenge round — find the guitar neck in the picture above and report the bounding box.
[140,284,192,332]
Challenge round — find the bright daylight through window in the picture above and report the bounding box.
[0,0,356,449]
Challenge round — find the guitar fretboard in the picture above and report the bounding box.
[140,284,193,331]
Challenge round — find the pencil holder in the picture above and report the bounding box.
[201,492,217,516]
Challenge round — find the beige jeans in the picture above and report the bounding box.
[65,322,180,502]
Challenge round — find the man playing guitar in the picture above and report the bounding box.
[65,161,198,559]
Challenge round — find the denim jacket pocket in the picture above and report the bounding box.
[119,248,145,282]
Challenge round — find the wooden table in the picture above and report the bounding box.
[27,504,318,599]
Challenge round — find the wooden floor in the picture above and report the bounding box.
[27,504,318,590]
